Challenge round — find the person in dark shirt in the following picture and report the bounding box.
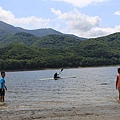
[54,72,60,80]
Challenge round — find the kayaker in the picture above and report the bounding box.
[54,72,60,80]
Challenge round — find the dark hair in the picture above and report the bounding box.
[1,71,5,75]
[118,68,120,73]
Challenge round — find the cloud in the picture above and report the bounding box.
[0,6,120,38]
[114,11,120,16]
[0,7,15,22]
[0,7,50,29]
[53,0,109,8]
[51,8,101,29]
[51,8,62,16]
[51,8,120,38]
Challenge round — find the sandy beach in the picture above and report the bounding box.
[0,101,120,120]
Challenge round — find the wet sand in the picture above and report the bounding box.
[0,102,120,120]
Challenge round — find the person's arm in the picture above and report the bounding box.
[116,76,119,89]
[3,80,7,90]
[4,85,7,90]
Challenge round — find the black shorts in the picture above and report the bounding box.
[0,89,5,96]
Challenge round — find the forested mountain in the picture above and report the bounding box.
[0,21,62,37]
[0,21,120,70]
[0,21,85,39]
[0,32,82,49]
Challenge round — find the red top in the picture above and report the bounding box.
[117,74,120,87]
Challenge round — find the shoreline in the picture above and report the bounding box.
[3,65,120,72]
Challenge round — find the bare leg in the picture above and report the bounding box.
[118,87,120,101]
[2,89,5,102]
[0,96,2,102]
[119,92,120,101]
[2,96,4,102]
[1,96,4,102]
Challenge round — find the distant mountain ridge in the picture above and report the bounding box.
[0,21,62,37]
[0,21,86,40]
[16,27,63,37]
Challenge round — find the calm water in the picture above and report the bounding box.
[1,66,119,110]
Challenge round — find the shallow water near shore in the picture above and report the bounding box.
[0,66,119,110]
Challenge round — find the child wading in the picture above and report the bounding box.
[116,68,120,101]
[0,71,7,102]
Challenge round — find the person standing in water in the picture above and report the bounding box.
[0,71,7,102]
[116,68,120,101]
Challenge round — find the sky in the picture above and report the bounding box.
[0,0,120,38]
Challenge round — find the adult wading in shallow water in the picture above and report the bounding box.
[0,71,7,102]
[116,68,120,101]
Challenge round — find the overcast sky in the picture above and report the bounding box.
[0,0,120,38]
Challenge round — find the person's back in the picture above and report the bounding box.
[54,72,60,80]
[0,78,5,89]
[54,73,57,78]
[117,74,120,87]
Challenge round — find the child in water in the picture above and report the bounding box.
[116,68,120,101]
[0,71,7,102]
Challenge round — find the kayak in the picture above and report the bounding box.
[39,76,76,81]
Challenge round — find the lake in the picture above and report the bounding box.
[1,66,119,110]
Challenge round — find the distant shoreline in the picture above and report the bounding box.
[3,65,120,72]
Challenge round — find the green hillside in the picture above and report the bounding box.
[32,34,81,48]
[0,32,39,48]
[0,32,81,49]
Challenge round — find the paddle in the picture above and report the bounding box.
[54,69,63,80]
[58,68,63,75]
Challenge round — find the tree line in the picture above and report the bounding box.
[0,32,120,70]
